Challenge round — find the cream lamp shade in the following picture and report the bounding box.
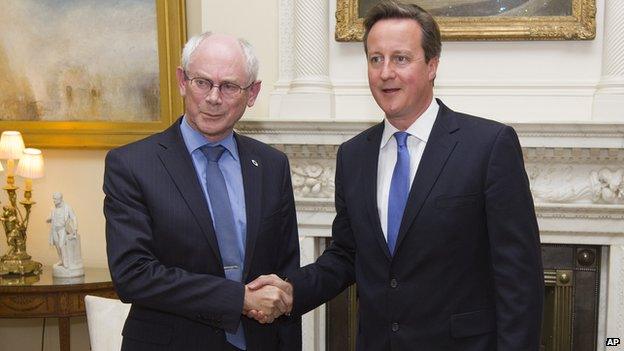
[16,148,45,179]
[0,131,26,160]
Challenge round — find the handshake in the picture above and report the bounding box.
[243,274,293,323]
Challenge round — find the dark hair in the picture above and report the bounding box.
[363,0,441,62]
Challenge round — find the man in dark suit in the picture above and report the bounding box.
[104,32,301,351]
[248,1,544,350]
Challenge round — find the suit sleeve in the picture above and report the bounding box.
[485,126,544,350]
[103,149,244,333]
[274,155,302,351]
[288,144,356,316]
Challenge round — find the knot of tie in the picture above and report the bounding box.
[200,145,226,162]
[394,131,409,148]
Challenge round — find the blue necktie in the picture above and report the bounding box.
[200,145,246,350]
[387,132,410,256]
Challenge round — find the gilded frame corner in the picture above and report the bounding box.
[335,0,596,42]
[0,0,187,149]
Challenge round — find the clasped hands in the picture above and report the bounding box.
[243,274,292,324]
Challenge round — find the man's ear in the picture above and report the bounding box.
[175,67,187,97]
[246,81,262,107]
[427,57,439,83]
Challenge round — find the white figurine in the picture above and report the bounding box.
[46,192,84,277]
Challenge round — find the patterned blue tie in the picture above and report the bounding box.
[200,145,246,350]
[387,132,410,256]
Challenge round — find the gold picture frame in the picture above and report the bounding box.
[336,0,595,41]
[0,0,186,149]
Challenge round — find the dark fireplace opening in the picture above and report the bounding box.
[326,244,602,351]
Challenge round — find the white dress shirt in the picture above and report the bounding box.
[377,99,439,241]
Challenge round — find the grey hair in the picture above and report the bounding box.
[180,31,260,85]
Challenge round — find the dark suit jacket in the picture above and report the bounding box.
[104,119,301,351]
[289,100,544,351]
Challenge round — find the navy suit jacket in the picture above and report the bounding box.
[104,119,301,351]
[289,100,544,351]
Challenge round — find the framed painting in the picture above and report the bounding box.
[0,0,186,148]
[336,0,595,41]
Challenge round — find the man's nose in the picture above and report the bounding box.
[380,62,396,80]
[204,86,221,104]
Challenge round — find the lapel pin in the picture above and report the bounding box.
[251,159,259,167]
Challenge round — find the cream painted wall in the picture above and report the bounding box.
[0,149,107,351]
[199,0,279,119]
[0,149,109,269]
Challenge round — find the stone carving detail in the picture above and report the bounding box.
[523,147,624,163]
[528,165,590,203]
[277,144,624,205]
[293,0,329,85]
[274,144,337,199]
[291,162,335,198]
[590,168,624,203]
[529,165,624,204]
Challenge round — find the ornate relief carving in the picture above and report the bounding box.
[536,204,624,220]
[294,0,329,79]
[528,164,624,204]
[297,201,336,213]
[524,148,624,163]
[272,141,624,206]
[274,144,338,199]
[291,162,335,198]
[590,169,624,203]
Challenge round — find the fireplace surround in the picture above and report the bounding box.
[238,120,624,351]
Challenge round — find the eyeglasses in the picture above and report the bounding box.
[183,71,252,97]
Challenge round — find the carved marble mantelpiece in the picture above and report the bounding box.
[238,119,624,351]
[239,120,624,217]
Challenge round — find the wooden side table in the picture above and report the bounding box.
[0,267,117,351]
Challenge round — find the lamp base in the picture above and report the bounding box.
[0,254,42,276]
[0,272,41,286]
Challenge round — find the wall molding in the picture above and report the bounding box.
[237,120,624,148]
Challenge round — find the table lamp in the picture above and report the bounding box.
[0,132,43,276]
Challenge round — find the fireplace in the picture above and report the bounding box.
[325,244,602,351]
[237,120,624,351]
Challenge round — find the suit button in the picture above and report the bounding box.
[391,323,399,332]
[390,278,398,288]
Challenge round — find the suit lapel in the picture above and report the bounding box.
[235,134,262,282]
[364,123,393,261]
[156,120,223,262]
[395,101,460,253]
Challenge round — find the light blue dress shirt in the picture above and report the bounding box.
[180,117,247,267]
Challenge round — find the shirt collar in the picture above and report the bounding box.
[180,116,239,161]
[380,98,439,149]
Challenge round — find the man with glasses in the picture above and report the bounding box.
[104,32,301,351]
